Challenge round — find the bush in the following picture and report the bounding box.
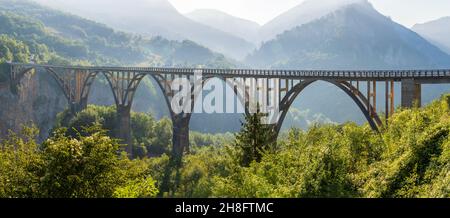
[0,125,159,198]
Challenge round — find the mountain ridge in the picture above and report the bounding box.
[412,16,450,55]
[246,2,450,69]
[258,0,369,43]
[32,0,255,60]
[185,9,260,43]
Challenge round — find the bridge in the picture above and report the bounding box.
[5,63,450,158]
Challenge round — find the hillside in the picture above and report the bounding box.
[412,17,450,55]
[32,0,256,60]
[0,0,237,140]
[246,1,450,126]
[258,0,365,43]
[2,93,450,198]
[0,0,233,67]
[247,2,450,69]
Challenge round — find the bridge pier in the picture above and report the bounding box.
[9,63,450,159]
[116,105,133,155]
[103,71,146,158]
[171,114,191,163]
[401,79,421,108]
[69,99,88,115]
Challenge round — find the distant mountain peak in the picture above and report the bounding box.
[302,0,369,7]
[186,9,260,43]
[32,0,256,60]
[412,16,450,55]
[259,0,373,43]
[188,9,241,18]
[247,1,450,70]
[413,16,450,28]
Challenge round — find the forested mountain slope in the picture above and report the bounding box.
[0,0,237,140]
[247,2,450,69]
[32,0,256,60]
[245,1,450,127]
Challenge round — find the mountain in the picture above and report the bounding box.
[412,17,450,55]
[0,0,233,67]
[33,0,255,60]
[247,1,450,69]
[185,9,260,43]
[258,0,365,43]
[246,0,450,127]
[0,0,238,140]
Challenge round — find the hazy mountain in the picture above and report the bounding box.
[412,17,450,55]
[185,9,260,43]
[246,0,450,126]
[247,1,450,69]
[0,0,233,68]
[32,0,255,60]
[0,0,241,138]
[259,0,365,43]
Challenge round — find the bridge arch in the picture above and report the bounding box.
[188,76,250,133]
[276,79,382,134]
[44,67,99,114]
[195,76,249,115]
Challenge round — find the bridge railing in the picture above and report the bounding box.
[8,63,450,80]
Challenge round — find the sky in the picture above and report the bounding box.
[168,0,450,27]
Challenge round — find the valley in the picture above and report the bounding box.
[0,0,449,199]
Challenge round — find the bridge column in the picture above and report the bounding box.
[401,79,421,108]
[117,105,132,154]
[171,114,191,163]
[151,73,203,156]
[151,73,200,196]
[103,71,146,157]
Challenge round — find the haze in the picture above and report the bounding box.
[169,0,449,27]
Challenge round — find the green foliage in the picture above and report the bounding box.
[163,95,450,198]
[0,34,31,82]
[148,117,173,156]
[234,112,277,166]
[212,125,373,198]
[0,1,236,68]
[359,95,450,198]
[39,126,129,198]
[190,132,234,148]
[0,34,30,63]
[113,177,159,198]
[0,124,159,198]
[55,105,172,158]
[56,105,231,159]
[0,125,42,198]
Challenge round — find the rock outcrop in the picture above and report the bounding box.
[0,69,67,142]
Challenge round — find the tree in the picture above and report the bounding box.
[150,117,172,155]
[38,125,130,198]
[0,126,43,198]
[234,112,277,167]
[113,177,159,198]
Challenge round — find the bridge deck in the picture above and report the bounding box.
[10,63,450,83]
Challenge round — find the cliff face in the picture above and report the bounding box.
[0,69,67,142]
[0,70,170,142]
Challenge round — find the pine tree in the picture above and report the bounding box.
[234,112,277,167]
